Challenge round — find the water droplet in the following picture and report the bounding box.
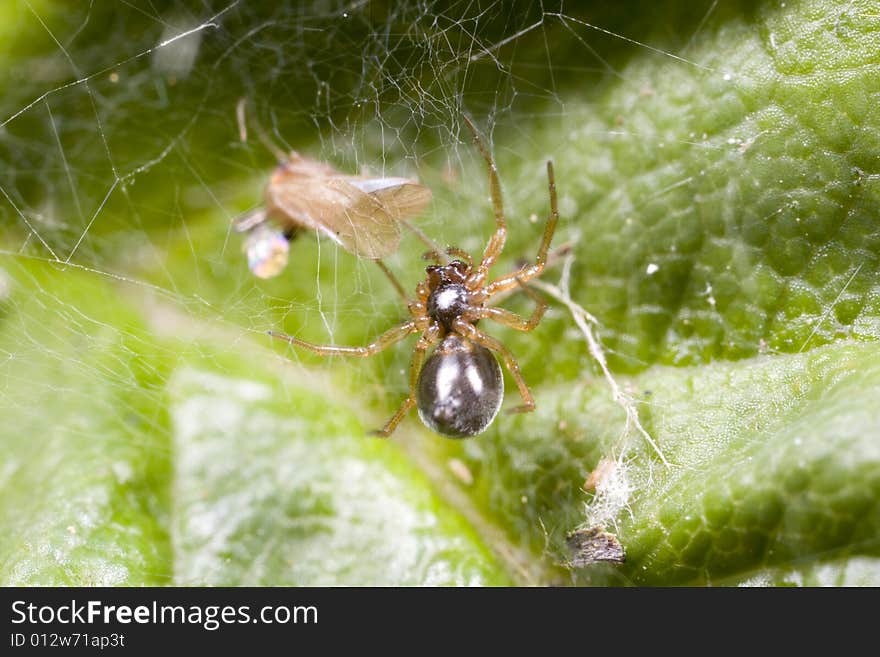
[245,225,290,279]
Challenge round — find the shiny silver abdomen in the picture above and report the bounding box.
[416,334,503,438]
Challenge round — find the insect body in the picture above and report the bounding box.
[236,152,433,278]
[269,117,559,438]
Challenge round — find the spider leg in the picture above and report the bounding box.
[371,324,442,437]
[398,218,446,257]
[535,160,559,269]
[463,285,547,332]
[452,319,535,414]
[480,161,559,297]
[374,260,409,302]
[422,246,473,266]
[462,115,507,289]
[479,272,530,298]
[268,320,417,357]
[445,247,473,264]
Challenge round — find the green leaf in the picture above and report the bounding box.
[481,340,880,585]
[0,262,172,585]
[167,359,509,586]
[1,0,878,585]
[0,261,510,585]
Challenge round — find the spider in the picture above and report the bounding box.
[269,116,559,438]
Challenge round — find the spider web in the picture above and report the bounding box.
[2,0,842,584]
[0,0,725,366]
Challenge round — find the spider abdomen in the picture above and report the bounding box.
[416,334,503,438]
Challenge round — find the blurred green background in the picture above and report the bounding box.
[0,0,878,585]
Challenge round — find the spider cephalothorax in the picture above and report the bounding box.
[269,116,559,438]
[424,260,472,330]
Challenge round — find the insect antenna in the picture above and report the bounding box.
[236,97,290,164]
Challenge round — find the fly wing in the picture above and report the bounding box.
[346,177,433,221]
[265,160,433,259]
[266,174,401,258]
[319,178,405,258]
